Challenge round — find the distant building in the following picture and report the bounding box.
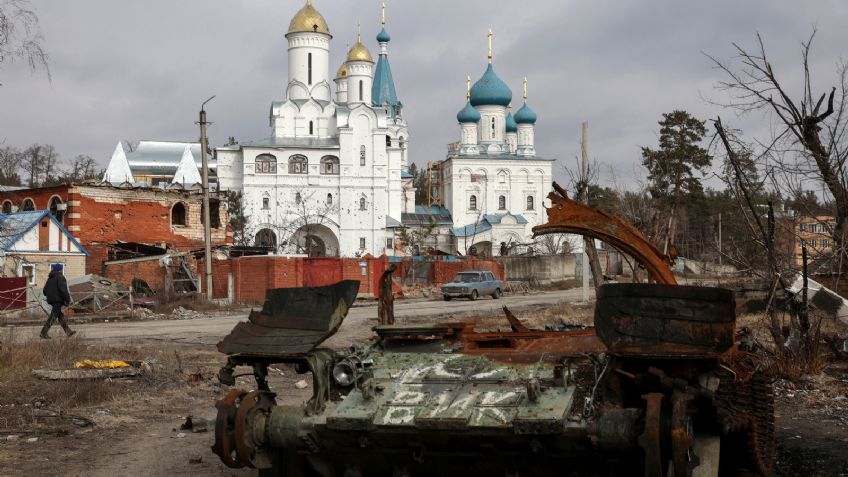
[102,141,215,187]
[794,215,835,267]
[215,1,413,258]
[0,184,230,273]
[438,33,554,256]
[0,211,88,290]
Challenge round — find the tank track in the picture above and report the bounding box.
[714,358,776,476]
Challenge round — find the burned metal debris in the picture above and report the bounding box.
[211,182,775,476]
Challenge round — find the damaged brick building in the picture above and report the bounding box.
[0,183,231,291]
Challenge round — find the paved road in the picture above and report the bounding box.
[9,289,592,345]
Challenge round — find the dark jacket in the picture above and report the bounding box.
[43,271,71,306]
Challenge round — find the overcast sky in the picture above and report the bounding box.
[1,0,846,189]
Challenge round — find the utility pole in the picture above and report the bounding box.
[718,213,722,267]
[198,96,215,301]
[580,122,604,292]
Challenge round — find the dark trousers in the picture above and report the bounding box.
[41,302,72,336]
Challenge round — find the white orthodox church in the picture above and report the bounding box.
[101,0,555,258]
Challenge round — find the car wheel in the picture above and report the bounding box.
[492,288,501,299]
[443,295,452,301]
[469,290,478,301]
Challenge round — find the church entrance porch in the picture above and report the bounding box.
[288,224,339,257]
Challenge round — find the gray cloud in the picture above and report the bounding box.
[1,0,846,189]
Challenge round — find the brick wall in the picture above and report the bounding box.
[0,184,231,275]
[103,257,167,291]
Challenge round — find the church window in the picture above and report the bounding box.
[308,53,312,85]
[359,80,363,101]
[309,121,314,135]
[498,195,506,210]
[360,146,366,166]
[526,195,535,210]
[359,197,367,210]
[320,156,340,175]
[295,192,302,205]
[255,154,277,174]
[386,135,392,148]
[288,154,308,174]
[386,238,393,249]
[327,193,333,205]
[262,197,269,209]
[49,196,65,222]
[469,195,477,211]
[359,237,366,249]
[21,198,34,211]
[171,202,186,226]
[491,117,496,139]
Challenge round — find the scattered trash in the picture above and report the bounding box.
[95,409,111,416]
[180,416,211,433]
[33,364,145,380]
[186,372,204,385]
[26,437,38,443]
[176,432,186,438]
[295,380,309,389]
[6,435,19,442]
[189,456,203,464]
[74,359,131,369]
[72,418,91,427]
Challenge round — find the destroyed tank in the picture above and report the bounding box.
[212,184,775,477]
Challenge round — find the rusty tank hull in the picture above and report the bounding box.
[212,282,773,477]
[211,183,774,476]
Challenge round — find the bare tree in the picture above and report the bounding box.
[0,0,49,84]
[273,188,340,257]
[20,143,41,187]
[708,30,848,260]
[0,145,21,185]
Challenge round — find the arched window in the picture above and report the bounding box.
[309,120,314,135]
[359,197,367,210]
[171,202,186,226]
[469,195,477,211]
[262,197,270,209]
[526,195,534,210]
[491,117,496,138]
[288,154,308,174]
[48,196,65,222]
[2,200,11,214]
[359,146,366,166]
[295,192,302,204]
[201,198,221,228]
[255,228,277,249]
[498,195,506,210]
[320,155,340,175]
[21,198,34,211]
[255,154,277,174]
[327,193,333,206]
[359,80,364,101]
[307,52,312,85]
[386,135,392,147]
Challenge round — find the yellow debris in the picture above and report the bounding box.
[73,359,131,369]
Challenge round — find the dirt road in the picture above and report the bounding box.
[9,289,590,345]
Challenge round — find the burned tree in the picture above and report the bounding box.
[709,31,848,262]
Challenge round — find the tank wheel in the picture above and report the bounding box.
[212,388,248,468]
[492,288,502,299]
[715,366,775,476]
[469,290,478,301]
[443,295,452,301]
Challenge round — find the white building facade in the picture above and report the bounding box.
[440,36,555,257]
[215,1,413,257]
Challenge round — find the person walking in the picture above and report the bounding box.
[40,264,75,339]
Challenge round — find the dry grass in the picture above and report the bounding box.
[0,328,184,430]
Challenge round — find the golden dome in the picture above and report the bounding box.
[346,37,374,63]
[335,63,348,79]
[287,0,330,36]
